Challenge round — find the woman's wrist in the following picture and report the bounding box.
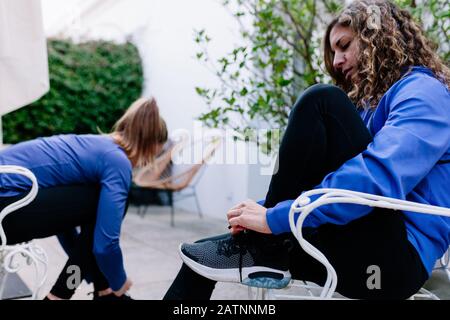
[113,278,132,296]
[97,288,113,297]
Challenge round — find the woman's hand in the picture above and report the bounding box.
[113,278,133,297]
[227,199,272,235]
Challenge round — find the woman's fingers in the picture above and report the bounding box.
[229,225,245,235]
[229,215,246,228]
[226,208,242,220]
[229,202,246,211]
[227,200,257,221]
[229,214,256,233]
[228,209,244,234]
[229,207,271,234]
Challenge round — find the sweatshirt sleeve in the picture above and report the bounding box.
[92,150,132,290]
[267,75,450,234]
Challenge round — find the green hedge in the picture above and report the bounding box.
[3,39,144,143]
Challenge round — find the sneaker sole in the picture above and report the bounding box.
[179,244,291,289]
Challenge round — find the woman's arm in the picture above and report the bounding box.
[92,150,132,291]
[265,75,450,234]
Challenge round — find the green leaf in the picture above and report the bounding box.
[193,0,448,149]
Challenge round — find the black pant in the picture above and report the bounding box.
[164,84,428,300]
[0,185,110,299]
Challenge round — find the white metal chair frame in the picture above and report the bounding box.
[0,165,48,300]
[250,188,450,300]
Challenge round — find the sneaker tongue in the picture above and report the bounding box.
[232,231,248,242]
[243,231,292,256]
[231,231,291,257]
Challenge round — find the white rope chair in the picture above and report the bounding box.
[0,166,48,300]
[437,246,450,282]
[249,188,450,300]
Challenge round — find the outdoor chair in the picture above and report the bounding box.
[0,165,48,300]
[133,136,222,226]
[248,188,450,300]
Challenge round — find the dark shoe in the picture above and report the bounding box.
[179,232,291,289]
[92,292,133,300]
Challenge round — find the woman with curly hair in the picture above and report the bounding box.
[165,0,450,299]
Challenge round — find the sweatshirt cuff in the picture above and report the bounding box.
[266,200,294,234]
[266,198,324,234]
[110,270,127,292]
[94,247,127,291]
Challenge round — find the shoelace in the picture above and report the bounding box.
[216,233,249,283]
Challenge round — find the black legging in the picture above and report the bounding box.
[164,84,428,300]
[0,185,110,299]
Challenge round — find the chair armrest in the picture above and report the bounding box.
[0,166,38,250]
[288,188,450,299]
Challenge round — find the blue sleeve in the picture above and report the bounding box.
[267,76,450,234]
[92,150,132,291]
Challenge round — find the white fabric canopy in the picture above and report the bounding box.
[0,0,49,115]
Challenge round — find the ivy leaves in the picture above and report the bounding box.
[3,40,143,143]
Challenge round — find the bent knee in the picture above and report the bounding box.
[299,84,345,103]
[290,84,348,117]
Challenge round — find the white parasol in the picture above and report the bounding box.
[0,0,49,144]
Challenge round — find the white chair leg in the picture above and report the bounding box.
[3,243,48,299]
[409,287,440,300]
[439,250,450,282]
[247,286,269,300]
[0,263,7,299]
[0,166,46,299]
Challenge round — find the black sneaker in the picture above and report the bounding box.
[92,292,134,300]
[179,232,291,289]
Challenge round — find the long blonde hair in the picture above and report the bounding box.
[112,97,167,167]
[324,0,450,109]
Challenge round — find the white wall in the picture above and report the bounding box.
[133,0,256,218]
[41,0,272,219]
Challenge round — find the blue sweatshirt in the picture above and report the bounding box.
[0,134,132,290]
[266,67,450,275]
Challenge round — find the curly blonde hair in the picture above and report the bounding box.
[324,0,450,109]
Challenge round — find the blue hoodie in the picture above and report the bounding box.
[0,134,131,291]
[266,67,450,275]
